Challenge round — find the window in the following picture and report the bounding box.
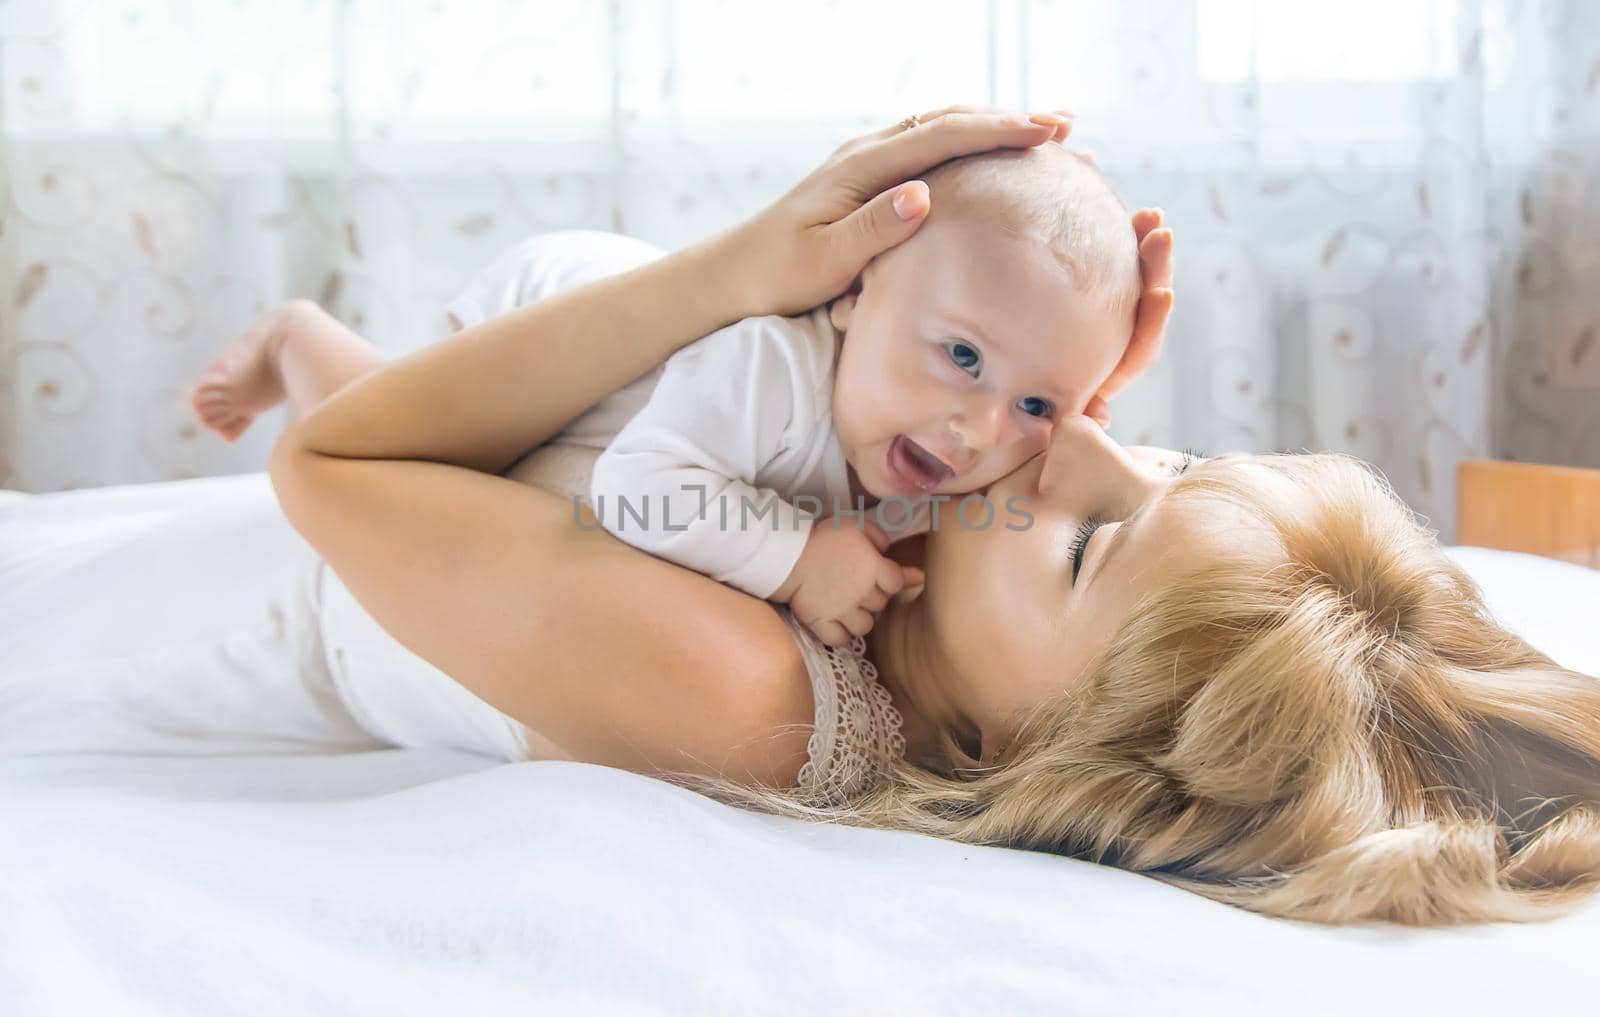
[1196,0,1459,82]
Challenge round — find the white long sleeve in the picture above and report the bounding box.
[590,309,846,600]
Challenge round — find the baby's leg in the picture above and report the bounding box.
[190,299,387,442]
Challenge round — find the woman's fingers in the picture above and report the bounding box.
[838,110,1067,204]
[850,105,1073,148]
[820,111,1069,272]
[832,181,931,274]
[849,104,997,148]
[1134,284,1176,347]
[1100,287,1174,401]
[1132,206,1164,243]
[1127,220,1176,379]
[726,106,1076,319]
[1084,393,1113,430]
[1095,210,1176,402]
[911,105,1075,142]
[1137,220,1174,291]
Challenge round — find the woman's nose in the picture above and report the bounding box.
[1036,415,1163,506]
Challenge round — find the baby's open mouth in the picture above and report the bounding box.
[887,435,954,493]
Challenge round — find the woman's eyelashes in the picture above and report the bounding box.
[1175,448,1207,474]
[1073,451,1205,588]
[1068,450,1203,588]
[1068,515,1103,585]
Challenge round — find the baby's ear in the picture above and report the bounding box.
[828,291,859,332]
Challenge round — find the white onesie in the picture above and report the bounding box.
[448,230,859,599]
[441,230,908,799]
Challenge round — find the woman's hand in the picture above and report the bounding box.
[714,105,1074,320]
[1085,207,1175,428]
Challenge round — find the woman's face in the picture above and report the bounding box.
[918,416,1260,762]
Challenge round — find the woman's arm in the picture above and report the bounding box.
[281,110,1075,475]
[282,241,738,479]
[269,108,1084,785]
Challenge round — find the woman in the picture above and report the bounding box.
[8,109,1599,927]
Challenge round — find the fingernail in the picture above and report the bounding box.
[1027,113,1069,128]
[892,182,928,220]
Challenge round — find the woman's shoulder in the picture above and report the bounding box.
[694,602,906,795]
[686,600,817,788]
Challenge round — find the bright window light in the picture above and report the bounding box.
[1197,0,1459,81]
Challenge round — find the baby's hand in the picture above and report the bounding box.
[773,520,918,647]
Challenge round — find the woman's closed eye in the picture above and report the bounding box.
[1176,448,1205,474]
[1071,448,1207,584]
[1069,515,1103,584]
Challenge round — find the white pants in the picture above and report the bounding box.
[0,472,531,761]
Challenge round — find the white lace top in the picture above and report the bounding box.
[781,611,908,802]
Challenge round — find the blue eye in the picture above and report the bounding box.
[947,341,981,375]
[1017,396,1053,419]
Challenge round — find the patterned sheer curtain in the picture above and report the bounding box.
[2,0,1597,539]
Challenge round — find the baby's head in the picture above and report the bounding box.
[829,143,1141,500]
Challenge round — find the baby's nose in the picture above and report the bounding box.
[951,400,1007,451]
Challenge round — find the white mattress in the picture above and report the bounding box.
[3,545,1597,1016]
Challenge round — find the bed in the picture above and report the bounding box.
[3,461,1598,1016]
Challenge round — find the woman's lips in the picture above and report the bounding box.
[887,435,955,493]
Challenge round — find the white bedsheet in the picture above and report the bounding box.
[4,533,1597,1014]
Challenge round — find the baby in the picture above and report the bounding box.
[192,142,1141,647]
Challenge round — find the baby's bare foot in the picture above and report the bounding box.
[190,305,293,442]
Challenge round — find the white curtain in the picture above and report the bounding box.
[3,0,1597,540]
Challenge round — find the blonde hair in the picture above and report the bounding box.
[920,144,1142,320]
[679,453,1600,926]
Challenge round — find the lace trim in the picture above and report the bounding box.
[786,613,907,802]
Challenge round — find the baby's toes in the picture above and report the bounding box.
[195,402,230,428]
[216,417,251,443]
[192,387,230,418]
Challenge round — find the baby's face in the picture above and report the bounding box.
[830,217,1131,501]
